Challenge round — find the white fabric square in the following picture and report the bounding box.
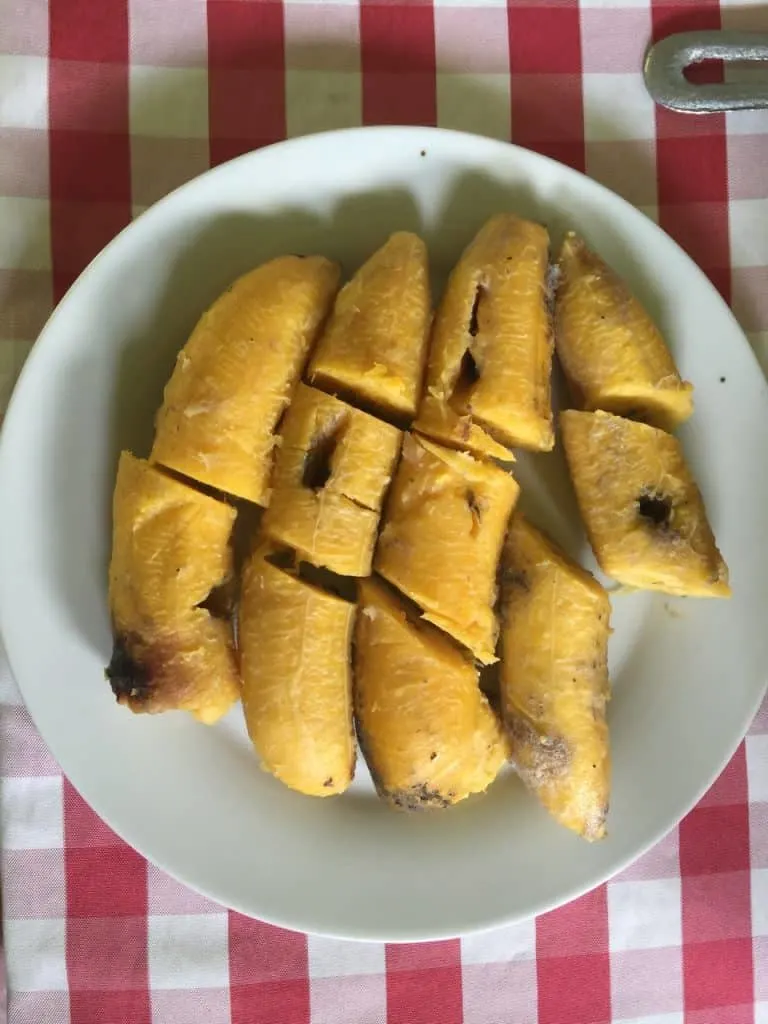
[608,877,682,951]
[130,66,209,138]
[583,74,656,141]
[752,867,768,937]
[0,197,51,271]
[308,935,385,979]
[148,913,229,990]
[461,917,536,965]
[5,917,68,991]
[2,775,64,850]
[437,73,511,141]
[756,1002,768,1024]
[748,733,768,801]
[286,71,361,138]
[615,1014,684,1024]
[730,199,768,267]
[0,55,48,130]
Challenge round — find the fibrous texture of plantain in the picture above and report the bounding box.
[414,213,553,456]
[239,540,356,796]
[375,433,520,664]
[106,451,240,723]
[555,234,693,430]
[261,383,402,576]
[500,515,611,841]
[151,255,340,506]
[308,232,432,422]
[354,579,508,809]
[561,410,730,597]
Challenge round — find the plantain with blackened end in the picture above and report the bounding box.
[414,213,553,456]
[375,433,520,664]
[239,540,356,797]
[308,232,432,422]
[107,451,240,723]
[555,233,693,431]
[151,255,340,506]
[500,514,611,840]
[561,410,730,597]
[354,579,508,809]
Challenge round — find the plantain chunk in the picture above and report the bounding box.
[500,515,611,841]
[107,451,240,723]
[151,255,340,506]
[261,383,402,577]
[414,213,553,456]
[239,541,356,797]
[355,579,507,809]
[555,233,693,430]
[561,410,730,597]
[375,433,520,664]
[308,232,432,422]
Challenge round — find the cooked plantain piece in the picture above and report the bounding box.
[151,255,340,506]
[561,410,730,597]
[500,515,611,841]
[555,233,693,430]
[239,540,356,797]
[261,383,402,577]
[414,213,553,456]
[106,451,240,723]
[355,578,508,809]
[308,232,432,422]
[375,433,519,664]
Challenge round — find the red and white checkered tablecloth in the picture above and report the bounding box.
[1,0,767,1021]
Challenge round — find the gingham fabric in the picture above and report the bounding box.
[1,1,767,1022]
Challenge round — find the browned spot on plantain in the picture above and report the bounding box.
[105,634,154,707]
[637,490,674,531]
[507,714,571,786]
[387,783,455,811]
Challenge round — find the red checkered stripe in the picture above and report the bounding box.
[1,0,767,1022]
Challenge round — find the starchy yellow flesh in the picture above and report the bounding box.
[261,383,402,576]
[355,579,508,808]
[239,541,356,796]
[555,234,693,430]
[151,255,340,506]
[500,515,611,840]
[107,452,240,723]
[308,232,432,421]
[561,410,730,597]
[414,213,553,455]
[375,433,520,664]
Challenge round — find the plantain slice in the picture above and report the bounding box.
[555,233,693,431]
[151,255,340,506]
[106,451,240,723]
[239,540,356,797]
[355,578,508,809]
[500,515,611,841]
[308,232,432,422]
[414,213,553,456]
[261,383,402,577]
[375,433,520,664]
[561,410,730,597]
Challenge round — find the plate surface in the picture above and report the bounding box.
[1,127,766,942]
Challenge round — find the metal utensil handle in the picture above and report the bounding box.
[644,30,768,112]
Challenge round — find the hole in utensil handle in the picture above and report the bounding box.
[644,30,768,112]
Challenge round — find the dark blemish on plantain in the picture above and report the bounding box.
[323,776,334,788]
[466,489,483,531]
[302,418,345,492]
[430,751,437,761]
[389,782,452,810]
[468,285,483,338]
[637,490,673,529]
[106,635,152,703]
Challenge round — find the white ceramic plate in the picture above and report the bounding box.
[1,127,766,942]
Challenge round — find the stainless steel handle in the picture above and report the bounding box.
[644,30,768,112]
